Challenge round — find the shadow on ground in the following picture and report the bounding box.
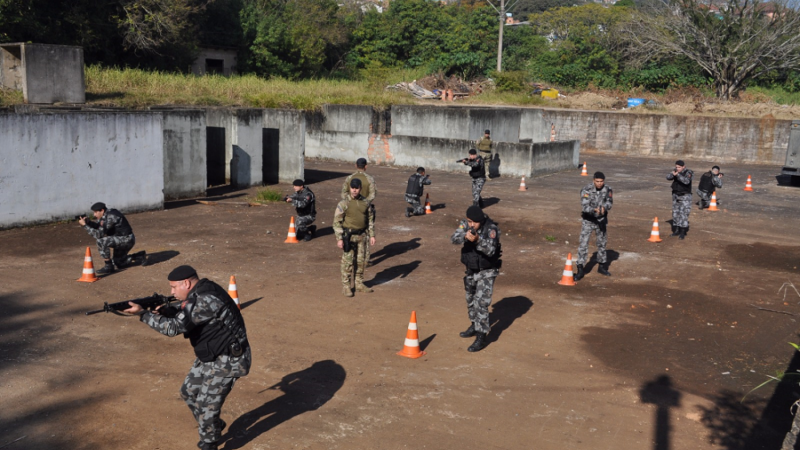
[487,296,533,344]
[221,360,346,449]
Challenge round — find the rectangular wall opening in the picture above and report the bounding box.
[206,127,227,187]
[205,59,224,75]
[262,128,280,185]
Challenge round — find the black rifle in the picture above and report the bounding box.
[85,293,176,316]
[75,215,86,220]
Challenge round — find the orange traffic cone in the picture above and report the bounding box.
[228,275,240,309]
[558,253,576,286]
[424,193,433,214]
[77,247,99,282]
[707,193,719,211]
[744,175,753,191]
[397,311,426,359]
[284,217,299,243]
[519,176,528,191]
[550,123,556,142]
[647,217,663,242]
[581,162,588,176]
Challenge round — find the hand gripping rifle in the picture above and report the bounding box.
[85,293,176,316]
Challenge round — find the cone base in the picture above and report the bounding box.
[744,188,753,191]
[397,349,426,359]
[284,238,299,243]
[558,277,575,286]
[77,276,100,283]
[647,237,663,243]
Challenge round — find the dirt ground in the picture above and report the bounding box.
[2,154,800,450]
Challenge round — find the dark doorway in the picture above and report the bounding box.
[207,127,227,187]
[205,58,224,75]
[263,128,280,185]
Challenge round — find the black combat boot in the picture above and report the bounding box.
[670,225,680,237]
[678,227,687,240]
[598,263,611,276]
[479,198,485,208]
[405,207,413,218]
[308,225,317,236]
[460,324,476,338]
[96,260,115,275]
[197,441,218,450]
[573,264,585,281]
[302,229,312,241]
[468,333,488,352]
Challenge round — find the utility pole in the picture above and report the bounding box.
[496,0,505,72]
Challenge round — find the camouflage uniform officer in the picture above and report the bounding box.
[124,265,250,450]
[404,167,432,217]
[460,149,486,208]
[341,157,377,203]
[78,202,137,275]
[334,178,376,297]
[574,172,613,281]
[476,129,493,179]
[285,179,317,241]
[667,160,694,240]
[696,165,723,209]
[451,206,502,352]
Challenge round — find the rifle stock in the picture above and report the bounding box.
[85,293,175,316]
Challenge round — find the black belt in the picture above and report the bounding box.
[673,192,690,196]
[345,228,366,235]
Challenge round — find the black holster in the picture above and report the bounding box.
[342,229,352,253]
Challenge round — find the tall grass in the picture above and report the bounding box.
[748,86,800,106]
[0,88,23,107]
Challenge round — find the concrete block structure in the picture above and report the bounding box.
[0,43,85,104]
[191,47,237,77]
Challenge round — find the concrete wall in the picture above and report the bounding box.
[0,43,85,104]
[231,109,264,188]
[520,109,550,143]
[263,109,305,183]
[391,105,522,142]
[532,141,580,176]
[0,112,163,228]
[163,111,206,200]
[191,48,237,77]
[541,109,793,165]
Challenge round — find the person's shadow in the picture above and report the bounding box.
[486,296,533,344]
[488,153,501,178]
[368,260,420,286]
[370,238,421,266]
[220,360,346,449]
[584,249,620,275]
[640,375,681,450]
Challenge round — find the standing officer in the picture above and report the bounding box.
[667,160,694,239]
[78,202,138,275]
[334,178,376,297]
[451,206,502,352]
[574,172,613,281]
[341,157,376,203]
[476,129,493,179]
[458,149,486,208]
[124,265,250,450]
[405,167,432,217]
[285,179,316,241]
[696,165,723,209]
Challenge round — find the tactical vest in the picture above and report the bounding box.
[469,157,486,179]
[183,279,248,362]
[104,209,133,236]
[351,172,371,200]
[460,219,502,271]
[406,174,424,198]
[342,197,369,231]
[477,137,492,152]
[296,188,316,216]
[698,172,715,193]
[671,170,692,195]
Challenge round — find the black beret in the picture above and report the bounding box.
[356,158,367,167]
[484,129,490,134]
[168,265,197,281]
[466,206,485,222]
[593,171,605,180]
[712,165,720,171]
[350,178,362,188]
[292,179,304,187]
[675,160,685,166]
[468,149,477,155]
[90,202,107,212]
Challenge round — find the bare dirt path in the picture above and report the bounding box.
[2,155,799,450]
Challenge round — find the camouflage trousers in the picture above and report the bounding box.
[480,152,492,177]
[672,193,692,228]
[86,229,135,264]
[472,177,486,205]
[405,196,425,216]
[295,215,315,234]
[341,233,370,287]
[464,268,498,334]
[577,219,608,265]
[696,190,714,209]
[180,350,250,445]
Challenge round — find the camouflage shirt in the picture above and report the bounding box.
[451,219,500,257]
[289,186,316,217]
[341,170,377,202]
[580,184,613,221]
[333,195,375,240]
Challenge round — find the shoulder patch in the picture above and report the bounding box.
[489,229,497,239]
[583,193,590,198]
